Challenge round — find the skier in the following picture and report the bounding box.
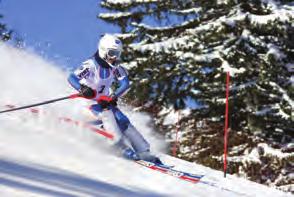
[68,34,162,165]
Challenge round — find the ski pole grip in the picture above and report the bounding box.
[69,93,82,99]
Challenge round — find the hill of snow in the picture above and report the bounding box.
[0,43,291,197]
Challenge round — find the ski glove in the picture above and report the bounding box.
[97,95,117,109]
[110,94,118,106]
[79,84,96,99]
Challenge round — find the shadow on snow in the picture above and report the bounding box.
[0,158,166,197]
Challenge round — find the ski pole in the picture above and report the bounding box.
[0,93,81,114]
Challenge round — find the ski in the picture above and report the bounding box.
[59,117,114,140]
[3,104,114,140]
[135,160,204,184]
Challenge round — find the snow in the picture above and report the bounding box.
[248,11,288,25]
[228,148,262,164]
[131,35,192,54]
[99,12,133,19]
[158,107,178,126]
[102,0,159,8]
[0,43,292,196]
[261,0,279,9]
[255,107,272,116]
[131,16,199,31]
[171,8,202,14]
[217,0,232,5]
[121,60,138,69]
[258,143,294,159]
[116,32,137,40]
[269,82,294,108]
[266,44,286,60]
[247,3,293,25]
[231,81,256,91]
[285,63,294,72]
[220,58,246,76]
[105,0,158,4]
[229,144,249,155]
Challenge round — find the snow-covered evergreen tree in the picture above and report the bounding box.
[99,0,294,192]
[0,0,13,42]
[0,13,12,41]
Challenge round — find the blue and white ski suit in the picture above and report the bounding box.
[68,53,150,155]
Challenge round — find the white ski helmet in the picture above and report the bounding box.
[98,34,123,61]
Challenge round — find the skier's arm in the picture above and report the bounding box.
[68,74,81,91]
[67,62,96,98]
[68,62,90,90]
[113,66,130,99]
[114,77,130,98]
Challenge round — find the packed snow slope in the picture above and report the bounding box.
[0,43,291,197]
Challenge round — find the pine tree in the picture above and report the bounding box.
[99,0,294,192]
[0,13,12,41]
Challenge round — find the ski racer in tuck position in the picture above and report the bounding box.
[68,34,162,165]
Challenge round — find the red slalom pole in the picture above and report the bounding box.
[224,72,230,177]
[0,93,81,114]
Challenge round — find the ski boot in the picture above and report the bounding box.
[122,148,140,161]
[88,119,104,129]
[138,151,163,165]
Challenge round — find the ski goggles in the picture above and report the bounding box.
[107,49,121,58]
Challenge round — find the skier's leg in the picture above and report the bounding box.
[101,108,123,144]
[111,107,162,164]
[110,106,149,152]
[101,107,138,160]
[89,104,104,128]
[124,125,162,164]
[124,124,162,164]
[123,124,150,153]
[89,104,137,159]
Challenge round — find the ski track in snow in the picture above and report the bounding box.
[0,43,291,197]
